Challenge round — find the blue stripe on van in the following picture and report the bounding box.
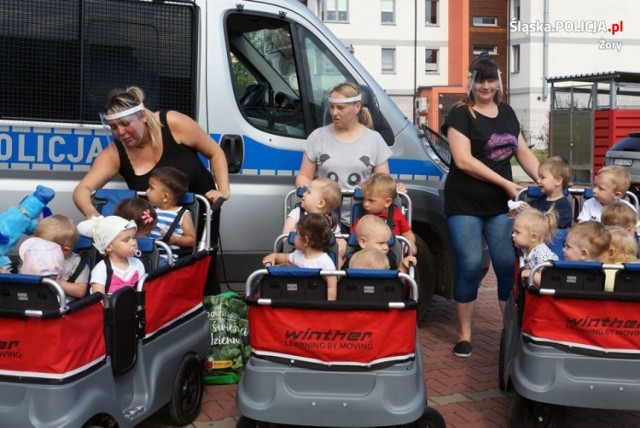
[211,133,443,180]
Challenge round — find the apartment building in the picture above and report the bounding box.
[305,0,450,123]
[304,0,509,131]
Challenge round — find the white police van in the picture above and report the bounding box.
[0,0,483,318]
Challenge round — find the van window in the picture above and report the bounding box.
[226,13,355,139]
[0,0,197,122]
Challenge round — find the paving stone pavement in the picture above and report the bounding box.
[140,268,640,427]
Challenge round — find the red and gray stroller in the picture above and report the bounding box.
[500,260,640,427]
[236,266,445,427]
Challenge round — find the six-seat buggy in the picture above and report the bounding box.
[500,260,640,427]
[235,186,444,427]
[0,191,215,427]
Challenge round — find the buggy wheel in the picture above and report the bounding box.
[166,353,203,426]
[236,416,270,428]
[508,395,565,428]
[82,413,118,428]
[498,328,507,391]
[409,406,446,428]
[415,236,436,323]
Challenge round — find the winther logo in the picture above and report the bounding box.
[283,329,375,351]
[566,316,640,329]
[0,340,21,358]
[284,328,373,342]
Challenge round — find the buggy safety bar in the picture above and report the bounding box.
[516,187,640,212]
[528,260,640,300]
[32,277,67,315]
[245,268,419,306]
[284,188,413,225]
[153,239,174,266]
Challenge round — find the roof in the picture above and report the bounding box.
[548,71,640,84]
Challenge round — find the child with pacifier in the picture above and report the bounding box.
[78,216,145,295]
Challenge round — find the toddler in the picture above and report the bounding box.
[18,237,64,280]
[263,212,338,300]
[601,201,638,237]
[351,173,416,253]
[563,221,612,262]
[512,208,559,286]
[284,178,346,266]
[345,214,416,273]
[283,177,341,234]
[520,156,573,228]
[78,216,145,295]
[35,214,90,299]
[348,247,390,270]
[578,166,637,225]
[605,225,638,264]
[114,198,158,237]
[147,167,196,253]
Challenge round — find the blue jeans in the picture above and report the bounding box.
[448,214,515,303]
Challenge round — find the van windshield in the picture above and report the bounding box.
[226,13,354,139]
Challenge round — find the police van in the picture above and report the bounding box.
[0,0,480,317]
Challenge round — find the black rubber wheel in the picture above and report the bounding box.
[166,353,204,426]
[415,235,436,324]
[498,328,507,391]
[411,406,446,428]
[82,413,118,428]
[508,395,565,428]
[236,416,271,428]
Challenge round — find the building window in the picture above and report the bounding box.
[473,44,498,55]
[381,48,396,72]
[381,0,395,24]
[425,49,438,72]
[322,0,349,22]
[472,16,498,27]
[511,45,520,73]
[425,0,438,25]
[511,0,520,21]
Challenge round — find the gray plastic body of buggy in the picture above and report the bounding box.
[237,330,425,426]
[237,268,424,426]
[0,280,210,427]
[501,267,640,411]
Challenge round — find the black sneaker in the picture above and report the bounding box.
[453,340,472,358]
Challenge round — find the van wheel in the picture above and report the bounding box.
[508,395,565,428]
[167,353,203,426]
[415,236,436,323]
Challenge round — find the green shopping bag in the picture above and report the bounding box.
[203,291,250,384]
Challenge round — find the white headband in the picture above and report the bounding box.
[101,104,144,121]
[327,94,362,103]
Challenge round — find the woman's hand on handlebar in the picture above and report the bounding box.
[502,180,523,200]
[205,189,229,204]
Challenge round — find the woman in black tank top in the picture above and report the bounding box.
[73,86,230,295]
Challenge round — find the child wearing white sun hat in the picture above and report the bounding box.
[77,216,145,294]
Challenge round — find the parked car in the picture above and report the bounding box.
[604,132,640,196]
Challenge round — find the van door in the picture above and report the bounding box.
[211,4,376,281]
